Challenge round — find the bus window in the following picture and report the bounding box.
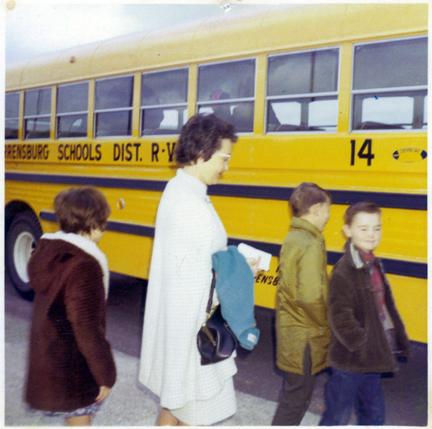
[267,48,339,132]
[5,92,19,140]
[95,75,133,137]
[352,37,427,130]
[141,68,188,135]
[24,87,51,139]
[57,81,88,138]
[197,59,255,132]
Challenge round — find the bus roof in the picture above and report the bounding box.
[6,3,427,90]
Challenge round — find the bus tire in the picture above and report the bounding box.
[5,211,42,300]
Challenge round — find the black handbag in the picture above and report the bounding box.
[197,270,237,365]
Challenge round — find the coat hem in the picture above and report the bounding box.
[328,361,398,374]
[276,361,327,376]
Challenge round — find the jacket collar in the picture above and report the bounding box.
[291,217,323,239]
[41,231,109,298]
[348,241,365,269]
[345,240,383,272]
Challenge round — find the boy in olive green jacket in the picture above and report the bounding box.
[272,182,331,426]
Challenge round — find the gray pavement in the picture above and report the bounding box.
[6,312,303,426]
[4,278,319,426]
[5,274,427,426]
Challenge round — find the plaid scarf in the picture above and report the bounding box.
[357,247,399,353]
[358,249,386,323]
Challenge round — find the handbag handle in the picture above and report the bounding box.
[205,269,216,317]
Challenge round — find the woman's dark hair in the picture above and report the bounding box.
[54,187,111,234]
[175,114,238,165]
[290,182,331,217]
[344,201,381,226]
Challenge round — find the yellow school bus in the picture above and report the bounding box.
[5,4,427,342]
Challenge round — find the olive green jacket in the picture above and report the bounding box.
[275,217,330,375]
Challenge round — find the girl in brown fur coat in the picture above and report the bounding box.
[25,187,116,426]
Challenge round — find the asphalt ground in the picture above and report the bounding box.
[4,273,428,426]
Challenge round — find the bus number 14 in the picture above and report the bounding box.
[350,139,375,166]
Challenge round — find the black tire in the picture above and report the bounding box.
[5,211,42,300]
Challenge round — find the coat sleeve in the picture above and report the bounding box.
[328,270,367,352]
[64,260,116,388]
[383,279,410,357]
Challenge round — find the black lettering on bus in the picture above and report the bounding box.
[43,144,49,159]
[254,272,279,286]
[58,143,101,162]
[113,143,142,162]
[125,144,133,161]
[133,143,141,161]
[82,144,89,160]
[113,144,121,161]
[5,144,49,161]
[79,144,85,161]
[69,144,77,160]
[166,142,176,163]
[151,142,159,162]
[37,145,43,159]
[258,274,268,284]
[58,144,65,160]
[95,144,102,161]
[350,139,375,166]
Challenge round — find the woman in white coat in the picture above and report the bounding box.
[139,114,240,426]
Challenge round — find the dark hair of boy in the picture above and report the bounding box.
[289,182,331,217]
[54,187,111,234]
[175,113,238,165]
[344,201,381,226]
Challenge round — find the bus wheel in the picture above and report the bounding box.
[5,212,42,300]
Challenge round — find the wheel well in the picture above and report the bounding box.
[5,201,39,235]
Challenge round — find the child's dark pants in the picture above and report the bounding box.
[319,368,385,425]
[272,345,315,426]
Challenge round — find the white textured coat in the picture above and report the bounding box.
[139,169,237,410]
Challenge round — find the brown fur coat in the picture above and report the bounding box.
[25,234,116,412]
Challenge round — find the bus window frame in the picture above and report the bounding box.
[197,57,257,135]
[140,66,189,137]
[56,80,89,140]
[350,35,428,133]
[5,91,20,141]
[265,45,341,135]
[94,74,134,139]
[23,86,52,140]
